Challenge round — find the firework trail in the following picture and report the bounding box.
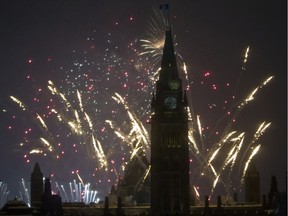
[56,183,68,201]
[241,144,261,183]
[10,96,55,154]
[56,180,99,204]
[206,46,251,138]
[6,7,275,201]
[40,137,53,152]
[191,78,273,197]
[242,46,250,71]
[107,92,151,189]
[19,178,30,207]
[10,77,114,188]
[234,46,250,96]
[10,96,27,111]
[138,11,273,199]
[7,8,159,198]
[140,8,168,64]
[48,80,82,135]
[92,135,108,170]
[111,93,150,159]
[238,121,271,173]
[36,113,48,132]
[83,183,98,204]
[0,181,9,208]
[48,80,109,169]
[183,45,273,198]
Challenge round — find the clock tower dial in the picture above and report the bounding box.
[169,80,179,90]
[164,96,177,110]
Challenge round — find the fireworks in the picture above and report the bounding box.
[8,19,156,199]
[0,181,9,208]
[186,59,273,198]
[139,8,168,64]
[4,8,274,203]
[19,178,31,207]
[55,180,99,204]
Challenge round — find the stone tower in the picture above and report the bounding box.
[30,162,43,207]
[150,29,190,215]
[267,175,278,208]
[244,162,260,203]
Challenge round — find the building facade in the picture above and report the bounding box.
[244,162,260,203]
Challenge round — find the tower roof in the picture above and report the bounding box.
[246,161,259,177]
[159,29,179,81]
[32,162,42,175]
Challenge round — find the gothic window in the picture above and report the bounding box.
[174,198,180,212]
[163,157,170,171]
[174,177,180,196]
[162,178,170,210]
[161,130,182,148]
[173,176,181,211]
[173,158,180,170]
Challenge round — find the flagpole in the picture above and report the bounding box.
[159,4,170,30]
[167,6,170,29]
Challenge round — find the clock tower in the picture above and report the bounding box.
[150,29,190,215]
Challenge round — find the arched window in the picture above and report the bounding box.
[173,157,180,170]
[163,157,170,171]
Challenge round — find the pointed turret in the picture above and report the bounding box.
[159,29,179,82]
[32,162,42,176]
[244,162,260,203]
[31,162,43,208]
[152,28,187,117]
[43,178,52,196]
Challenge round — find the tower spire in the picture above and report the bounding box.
[159,29,179,81]
[31,162,43,208]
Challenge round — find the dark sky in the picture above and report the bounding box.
[0,0,286,203]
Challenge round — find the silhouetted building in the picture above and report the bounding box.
[117,149,150,205]
[150,29,190,215]
[108,185,118,207]
[267,175,278,209]
[41,177,63,216]
[30,162,43,208]
[1,198,33,215]
[244,162,260,203]
[273,191,287,215]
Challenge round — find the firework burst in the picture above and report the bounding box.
[5,6,274,203]
[139,8,169,64]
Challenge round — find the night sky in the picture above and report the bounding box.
[0,0,286,203]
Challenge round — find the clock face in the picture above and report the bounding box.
[164,96,177,110]
[169,80,179,90]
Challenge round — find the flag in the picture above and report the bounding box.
[159,4,169,10]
